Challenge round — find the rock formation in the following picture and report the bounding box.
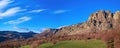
[38,10,120,37]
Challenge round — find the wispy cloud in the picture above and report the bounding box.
[57,25,68,29]
[4,16,32,32]
[0,0,13,9]
[0,0,46,19]
[0,7,25,19]
[0,0,27,19]
[29,9,46,13]
[53,10,70,14]
[13,26,30,32]
[4,16,31,25]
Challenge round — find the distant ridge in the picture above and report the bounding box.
[0,31,37,42]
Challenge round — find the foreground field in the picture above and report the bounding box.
[21,40,106,48]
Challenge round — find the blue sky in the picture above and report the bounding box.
[0,0,120,33]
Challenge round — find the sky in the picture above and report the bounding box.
[0,0,120,33]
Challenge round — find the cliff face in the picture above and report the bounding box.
[38,10,120,37]
[113,11,120,27]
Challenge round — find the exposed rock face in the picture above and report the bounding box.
[113,11,120,27]
[35,28,58,38]
[86,10,113,31]
[38,10,120,37]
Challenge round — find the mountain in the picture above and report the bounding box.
[34,28,58,38]
[37,10,120,37]
[0,10,120,48]
[0,31,37,42]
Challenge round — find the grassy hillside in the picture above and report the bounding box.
[20,45,30,48]
[40,40,106,48]
[20,40,106,48]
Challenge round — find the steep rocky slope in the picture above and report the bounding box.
[37,10,120,37]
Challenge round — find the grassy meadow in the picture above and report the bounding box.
[20,40,106,48]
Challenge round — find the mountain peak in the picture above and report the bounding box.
[89,10,113,21]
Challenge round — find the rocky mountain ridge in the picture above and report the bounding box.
[38,10,120,37]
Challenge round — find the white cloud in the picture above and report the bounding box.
[53,10,70,14]
[0,0,27,19]
[4,16,31,25]
[57,25,68,29]
[0,0,13,9]
[4,16,32,32]
[40,28,48,32]
[13,26,40,33]
[13,26,30,32]
[29,9,46,13]
[0,7,24,19]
